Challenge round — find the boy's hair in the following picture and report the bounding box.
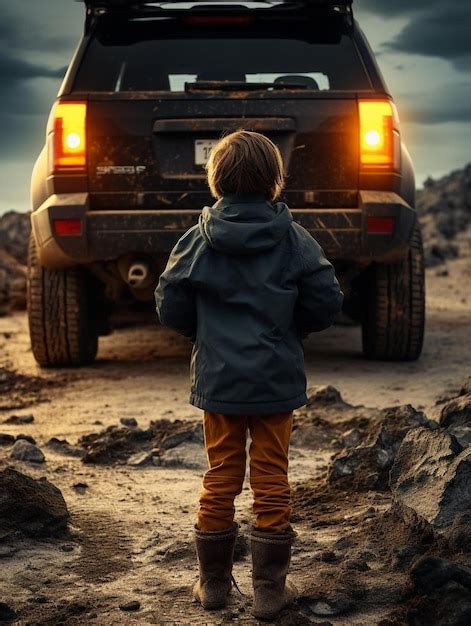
[206,130,285,201]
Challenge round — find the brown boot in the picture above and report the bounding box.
[251,529,298,621]
[193,524,238,610]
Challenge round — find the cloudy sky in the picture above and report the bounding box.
[0,0,469,213]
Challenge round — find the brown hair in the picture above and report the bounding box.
[205,130,285,201]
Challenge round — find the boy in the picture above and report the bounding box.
[155,131,343,620]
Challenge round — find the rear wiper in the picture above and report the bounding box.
[185,81,308,92]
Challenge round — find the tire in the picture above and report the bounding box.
[361,225,425,361]
[27,235,99,367]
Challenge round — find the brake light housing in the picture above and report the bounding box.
[359,99,400,170]
[47,101,87,173]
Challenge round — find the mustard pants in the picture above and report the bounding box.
[197,411,293,533]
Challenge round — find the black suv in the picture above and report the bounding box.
[29,0,425,366]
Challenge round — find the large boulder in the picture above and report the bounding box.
[0,211,30,264]
[0,211,30,313]
[439,392,471,448]
[0,467,69,537]
[329,405,435,490]
[418,164,471,267]
[0,249,27,312]
[390,427,471,528]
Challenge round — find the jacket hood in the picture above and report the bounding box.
[198,194,293,255]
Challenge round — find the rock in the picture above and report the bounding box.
[306,385,344,406]
[189,422,204,444]
[0,433,15,445]
[390,427,471,528]
[0,467,69,537]
[119,600,140,612]
[329,446,380,490]
[0,602,17,622]
[79,425,153,464]
[4,414,34,424]
[79,419,203,465]
[342,428,362,448]
[72,482,89,493]
[0,211,30,264]
[160,429,193,450]
[45,437,84,458]
[61,544,74,552]
[329,405,435,490]
[159,442,207,469]
[127,451,154,467]
[411,556,471,594]
[333,536,355,551]
[0,249,27,312]
[303,594,354,617]
[440,393,471,447]
[120,417,138,428]
[15,434,36,445]
[418,164,471,268]
[10,439,45,463]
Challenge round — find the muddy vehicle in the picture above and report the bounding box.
[29,0,425,367]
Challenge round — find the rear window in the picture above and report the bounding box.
[74,23,371,92]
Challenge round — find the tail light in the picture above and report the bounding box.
[47,101,87,173]
[358,99,399,170]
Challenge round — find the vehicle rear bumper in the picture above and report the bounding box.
[31,191,416,268]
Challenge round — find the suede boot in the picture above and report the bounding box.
[251,529,298,621]
[193,524,238,610]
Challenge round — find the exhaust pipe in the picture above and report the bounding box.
[127,262,149,289]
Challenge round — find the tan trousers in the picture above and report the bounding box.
[197,411,293,533]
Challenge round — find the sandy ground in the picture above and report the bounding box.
[0,247,470,625]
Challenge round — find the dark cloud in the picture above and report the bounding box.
[359,0,471,71]
[358,1,438,16]
[387,6,471,71]
[0,54,66,82]
[0,54,66,158]
[399,82,471,125]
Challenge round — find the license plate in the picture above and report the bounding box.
[194,139,217,165]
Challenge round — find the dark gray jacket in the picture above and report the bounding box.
[155,194,343,415]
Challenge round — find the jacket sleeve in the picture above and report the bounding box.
[294,234,344,335]
[155,231,198,340]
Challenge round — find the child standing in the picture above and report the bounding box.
[155,131,343,620]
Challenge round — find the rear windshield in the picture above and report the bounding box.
[74,23,371,92]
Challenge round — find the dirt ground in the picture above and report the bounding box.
[0,241,470,625]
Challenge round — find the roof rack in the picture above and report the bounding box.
[80,1,354,32]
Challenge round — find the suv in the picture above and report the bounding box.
[29,0,425,367]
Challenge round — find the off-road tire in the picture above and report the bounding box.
[27,235,99,367]
[361,225,425,361]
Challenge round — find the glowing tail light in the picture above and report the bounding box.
[359,100,399,169]
[47,101,87,172]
